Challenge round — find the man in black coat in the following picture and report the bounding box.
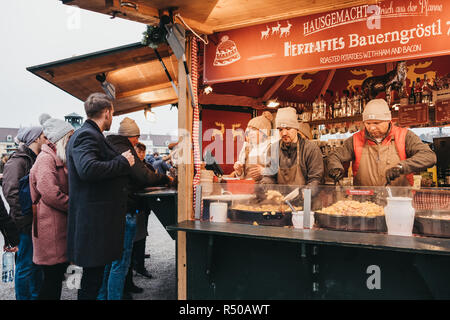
[66,93,135,300]
[97,117,172,300]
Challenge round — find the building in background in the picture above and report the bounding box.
[137,134,177,155]
[0,128,19,154]
[65,112,84,130]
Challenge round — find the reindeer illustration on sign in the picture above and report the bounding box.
[211,122,225,141]
[231,124,244,141]
[286,72,318,92]
[279,21,292,37]
[271,22,281,35]
[347,69,374,91]
[406,61,436,85]
[261,26,270,40]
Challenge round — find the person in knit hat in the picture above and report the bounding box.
[100,117,172,300]
[298,122,312,140]
[29,115,74,299]
[327,98,436,186]
[261,107,323,189]
[2,124,47,300]
[233,111,274,181]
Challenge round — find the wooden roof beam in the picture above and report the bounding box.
[116,82,175,99]
[199,93,262,108]
[113,98,178,116]
[261,75,289,102]
[36,50,172,84]
[320,69,336,96]
[63,0,160,25]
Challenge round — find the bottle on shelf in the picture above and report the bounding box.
[340,90,348,118]
[421,74,432,106]
[415,77,422,104]
[318,94,324,120]
[399,79,409,106]
[311,97,318,121]
[409,80,416,105]
[333,91,340,118]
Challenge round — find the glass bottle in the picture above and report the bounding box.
[409,81,416,105]
[319,94,325,120]
[399,80,409,106]
[2,251,14,283]
[421,74,432,106]
[415,77,422,104]
[333,92,340,118]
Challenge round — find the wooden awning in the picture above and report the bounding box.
[27,42,178,115]
[60,0,377,35]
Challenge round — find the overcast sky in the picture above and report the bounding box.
[0,0,178,136]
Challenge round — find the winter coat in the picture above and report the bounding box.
[327,125,437,186]
[106,135,171,213]
[66,120,130,268]
[1,144,37,234]
[29,144,69,265]
[0,196,19,247]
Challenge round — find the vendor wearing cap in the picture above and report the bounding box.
[263,107,323,187]
[327,98,436,186]
[233,111,273,181]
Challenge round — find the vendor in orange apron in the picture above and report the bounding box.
[327,99,437,186]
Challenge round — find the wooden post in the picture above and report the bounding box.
[177,40,193,300]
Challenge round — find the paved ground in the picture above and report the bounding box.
[0,203,177,300]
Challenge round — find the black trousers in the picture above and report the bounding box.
[131,238,146,271]
[77,265,105,300]
[37,262,69,300]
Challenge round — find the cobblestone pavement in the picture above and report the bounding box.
[0,209,176,300]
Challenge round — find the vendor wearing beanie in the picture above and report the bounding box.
[327,99,436,186]
[263,107,324,188]
[233,111,274,181]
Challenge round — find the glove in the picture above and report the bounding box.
[385,165,403,184]
[328,168,344,182]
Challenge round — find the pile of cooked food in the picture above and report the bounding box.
[232,203,302,213]
[318,200,384,217]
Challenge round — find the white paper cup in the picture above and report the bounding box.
[291,211,314,229]
[384,197,415,236]
[210,202,228,222]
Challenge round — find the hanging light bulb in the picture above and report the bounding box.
[266,99,280,108]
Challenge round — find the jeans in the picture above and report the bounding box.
[15,232,43,300]
[77,266,105,300]
[37,262,69,300]
[97,213,137,300]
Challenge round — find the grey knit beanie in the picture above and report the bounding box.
[16,126,44,146]
[275,107,299,130]
[39,113,74,144]
[118,117,140,137]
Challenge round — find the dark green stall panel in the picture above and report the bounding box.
[186,233,450,299]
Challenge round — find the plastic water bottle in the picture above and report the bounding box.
[2,251,15,283]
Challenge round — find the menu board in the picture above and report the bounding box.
[435,100,450,124]
[398,104,429,127]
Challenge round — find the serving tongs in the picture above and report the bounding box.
[283,187,300,213]
[334,178,345,201]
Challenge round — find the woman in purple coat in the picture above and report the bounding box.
[29,114,74,300]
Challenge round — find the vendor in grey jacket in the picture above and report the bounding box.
[262,107,324,188]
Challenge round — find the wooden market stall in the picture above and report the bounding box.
[37,0,450,299]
